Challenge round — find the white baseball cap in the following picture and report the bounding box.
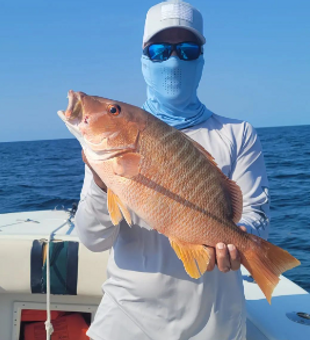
[143,0,206,46]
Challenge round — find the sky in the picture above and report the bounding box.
[0,0,309,142]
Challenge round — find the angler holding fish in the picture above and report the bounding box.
[58,1,299,340]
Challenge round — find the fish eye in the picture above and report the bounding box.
[107,104,121,116]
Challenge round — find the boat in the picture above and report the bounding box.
[0,208,309,340]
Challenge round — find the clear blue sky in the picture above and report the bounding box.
[1,0,309,142]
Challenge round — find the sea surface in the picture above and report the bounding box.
[0,125,309,291]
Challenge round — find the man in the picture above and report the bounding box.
[76,1,270,339]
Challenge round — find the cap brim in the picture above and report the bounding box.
[143,26,206,46]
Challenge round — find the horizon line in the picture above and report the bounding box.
[1,123,309,144]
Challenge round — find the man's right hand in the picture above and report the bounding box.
[204,226,247,273]
[82,150,107,192]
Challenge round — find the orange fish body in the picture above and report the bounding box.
[58,90,300,303]
[97,114,242,242]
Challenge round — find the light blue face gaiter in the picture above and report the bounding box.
[141,55,213,129]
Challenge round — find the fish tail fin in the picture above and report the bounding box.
[241,234,300,304]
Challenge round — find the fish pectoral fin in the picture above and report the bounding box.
[112,153,141,179]
[107,189,132,226]
[170,239,210,279]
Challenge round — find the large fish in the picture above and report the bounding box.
[58,90,300,303]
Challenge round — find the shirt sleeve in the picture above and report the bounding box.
[230,122,270,240]
[75,165,120,252]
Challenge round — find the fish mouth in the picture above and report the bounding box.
[57,90,87,146]
[57,90,84,124]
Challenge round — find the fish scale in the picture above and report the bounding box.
[120,117,237,244]
[58,90,300,303]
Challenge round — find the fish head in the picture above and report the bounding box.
[58,90,146,160]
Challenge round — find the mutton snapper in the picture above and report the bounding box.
[58,90,300,303]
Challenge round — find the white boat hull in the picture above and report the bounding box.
[0,210,309,340]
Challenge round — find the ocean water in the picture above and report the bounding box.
[0,125,309,291]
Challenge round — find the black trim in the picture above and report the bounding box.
[48,242,66,294]
[31,240,79,295]
[66,242,79,295]
[30,240,43,293]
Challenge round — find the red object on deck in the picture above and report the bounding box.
[24,313,89,340]
[21,310,65,322]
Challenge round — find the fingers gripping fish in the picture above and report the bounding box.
[58,90,300,304]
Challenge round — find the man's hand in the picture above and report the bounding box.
[205,226,247,272]
[81,150,107,192]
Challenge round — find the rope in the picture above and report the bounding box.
[44,205,77,340]
[45,236,54,340]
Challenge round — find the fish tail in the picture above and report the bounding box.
[241,234,300,304]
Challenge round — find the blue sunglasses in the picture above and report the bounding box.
[143,42,203,62]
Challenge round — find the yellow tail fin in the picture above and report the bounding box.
[241,234,300,304]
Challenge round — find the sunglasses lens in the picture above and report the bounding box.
[148,44,172,61]
[176,43,201,61]
[144,43,201,62]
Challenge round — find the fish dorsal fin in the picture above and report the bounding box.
[170,238,211,279]
[107,189,132,226]
[222,177,243,224]
[183,133,243,224]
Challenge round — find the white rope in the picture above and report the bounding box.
[45,236,54,340]
[44,208,76,340]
